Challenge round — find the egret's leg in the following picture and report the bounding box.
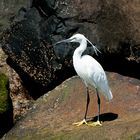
[96,88,100,121]
[96,88,102,125]
[88,88,102,126]
[73,87,90,126]
[84,87,90,120]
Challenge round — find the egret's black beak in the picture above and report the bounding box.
[54,38,74,46]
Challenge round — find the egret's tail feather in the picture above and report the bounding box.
[106,90,113,101]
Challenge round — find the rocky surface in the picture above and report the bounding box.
[2,73,140,140]
[0,0,140,139]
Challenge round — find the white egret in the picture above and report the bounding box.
[54,33,113,126]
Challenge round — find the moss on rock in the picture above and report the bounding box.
[0,73,13,138]
[0,73,10,113]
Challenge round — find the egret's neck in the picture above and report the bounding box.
[73,39,87,60]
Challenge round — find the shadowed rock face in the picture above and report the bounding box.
[2,72,140,140]
[1,0,140,98]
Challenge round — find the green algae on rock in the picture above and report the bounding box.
[0,73,10,113]
[0,73,13,138]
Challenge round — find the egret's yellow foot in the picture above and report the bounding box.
[72,119,88,126]
[88,120,102,126]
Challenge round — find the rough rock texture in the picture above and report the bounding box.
[0,73,13,138]
[1,0,140,98]
[2,73,140,140]
[0,0,30,36]
[1,7,75,98]
[0,1,34,119]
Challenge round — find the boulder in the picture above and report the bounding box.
[2,72,140,140]
[1,7,75,98]
[1,0,140,98]
[0,73,13,138]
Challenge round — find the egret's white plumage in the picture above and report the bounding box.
[55,33,113,126]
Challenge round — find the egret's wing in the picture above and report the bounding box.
[93,72,113,100]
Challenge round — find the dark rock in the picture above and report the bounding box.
[0,73,13,138]
[1,6,75,98]
[31,0,56,17]
[2,72,140,140]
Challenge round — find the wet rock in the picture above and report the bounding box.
[2,72,140,140]
[0,73,13,138]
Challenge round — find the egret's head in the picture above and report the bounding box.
[68,34,101,55]
[54,33,101,55]
[68,34,86,43]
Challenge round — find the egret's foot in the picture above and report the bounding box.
[88,120,102,127]
[72,119,88,126]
